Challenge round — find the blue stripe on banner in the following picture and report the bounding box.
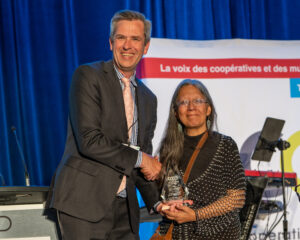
[290,78,300,98]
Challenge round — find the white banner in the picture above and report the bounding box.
[139,38,300,239]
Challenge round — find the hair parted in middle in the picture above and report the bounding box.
[157,79,217,183]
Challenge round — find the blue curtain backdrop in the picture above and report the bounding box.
[1,0,300,238]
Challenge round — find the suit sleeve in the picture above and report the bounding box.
[143,95,157,154]
[136,94,160,210]
[69,64,138,176]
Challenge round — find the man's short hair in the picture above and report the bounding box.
[110,10,152,45]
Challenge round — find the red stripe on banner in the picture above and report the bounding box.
[136,58,300,79]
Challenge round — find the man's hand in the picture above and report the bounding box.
[140,153,161,181]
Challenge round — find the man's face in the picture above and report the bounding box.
[109,20,150,76]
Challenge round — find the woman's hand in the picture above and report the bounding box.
[162,204,196,224]
[157,199,193,213]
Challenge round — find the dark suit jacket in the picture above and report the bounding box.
[47,60,159,233]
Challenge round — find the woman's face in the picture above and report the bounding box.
[176,85,211,136]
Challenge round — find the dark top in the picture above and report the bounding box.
[161,132,246,240]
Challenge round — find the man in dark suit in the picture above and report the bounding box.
[47,10,161,240]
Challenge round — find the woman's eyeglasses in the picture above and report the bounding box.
[177,98,207,107]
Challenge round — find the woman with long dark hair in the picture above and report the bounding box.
[156,79,246,240]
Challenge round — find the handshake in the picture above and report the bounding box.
[140,152,162,181]
[139,153,196,224]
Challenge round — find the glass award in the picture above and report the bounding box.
[160,167,189,203]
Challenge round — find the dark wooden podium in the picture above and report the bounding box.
[0,186,60,239]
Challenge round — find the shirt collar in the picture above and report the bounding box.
[113,64,137,87]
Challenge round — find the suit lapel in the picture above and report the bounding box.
[136,79,146,146]
[103,61,128,141]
